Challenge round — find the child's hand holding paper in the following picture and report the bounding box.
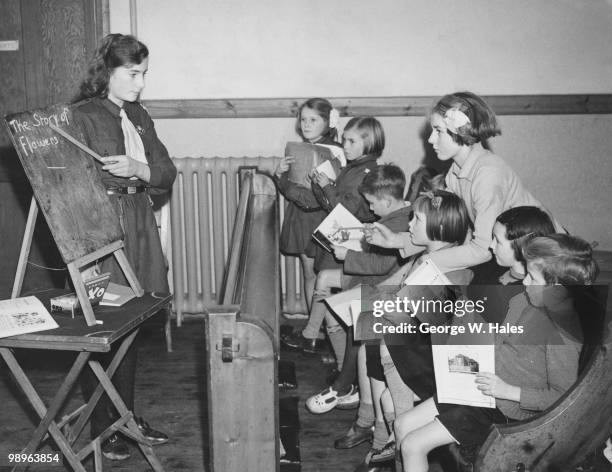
[315,160,337,181]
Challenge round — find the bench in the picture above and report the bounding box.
[454,283,612,471]
[203,169,282,472]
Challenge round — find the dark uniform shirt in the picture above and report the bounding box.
[73,97,176,194]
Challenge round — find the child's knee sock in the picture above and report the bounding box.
[381,353,414,417]
[383,411,395,439]
[326,324,346,369]
[302,288,330,339]
[356,401,375,428]
[372,421,389,450]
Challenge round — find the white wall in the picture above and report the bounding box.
[109,0,612,249]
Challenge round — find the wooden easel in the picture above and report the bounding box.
[12,195,143,326]
[5,103,145,327]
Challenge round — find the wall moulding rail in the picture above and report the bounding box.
[142,94,612,119]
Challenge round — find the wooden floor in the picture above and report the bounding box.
[1,314,611,472]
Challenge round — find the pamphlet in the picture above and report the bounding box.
[402,259,451,286]
[284,142,334,187]
[100,282,136,307]
[314,160,337,181]
[324,285,362,326]
[312,203,364,253]
[432,343,496,408]
[0,296,59,338]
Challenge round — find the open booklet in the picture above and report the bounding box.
[312,203,365,253]
[404,259,496,408]
[432,343,496,408]
[0,296,59,338]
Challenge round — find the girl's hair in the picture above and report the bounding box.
[496,206,556,261]
[343,116,385,158]
[405,166,442,203]
[523,234,599,285]
[77,34,149,101]
[358,163,405,200]
[432,91,501,146]
[412,189,471,244]
[295,98,338,142]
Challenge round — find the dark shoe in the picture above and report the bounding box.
[102,434,130,461]
[334,422,373,449]
[369,440,396,463]
[280,332,320,354]
[135,417,169,445]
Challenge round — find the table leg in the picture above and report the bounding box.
[0,348,88,472]
[69,329,139,445]
[88,360,165,472]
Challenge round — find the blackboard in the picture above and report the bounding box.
[4,103,123,264]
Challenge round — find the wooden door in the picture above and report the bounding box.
[0,0,107,297]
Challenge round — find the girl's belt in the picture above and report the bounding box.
[106,186,147,195]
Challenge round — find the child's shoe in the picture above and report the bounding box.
[336,384,359,409]
[306,385,358,414]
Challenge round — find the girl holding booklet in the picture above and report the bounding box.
[394,234,598,472]
[274,98,343,324]
[281,116,384,357]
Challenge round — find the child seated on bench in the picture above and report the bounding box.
[303,164,412,414]
[394,233,598,472]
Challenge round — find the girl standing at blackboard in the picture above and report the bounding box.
[274,98,343,350]
[73,33,175,461]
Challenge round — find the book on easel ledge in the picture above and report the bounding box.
[0,296,59,338]
[100,283,136,307]
[50,272,111,316]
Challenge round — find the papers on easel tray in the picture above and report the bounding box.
[0,296,59,338]
[432,343,496,408]
[402,259,451,286]
[100,283,136,307]
[324,285,362,326]
[50,272,111,315]
[312,204,364,253]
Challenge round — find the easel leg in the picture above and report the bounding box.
[67,263,98,326]
[113,248,144,296]
[12,196,38,298]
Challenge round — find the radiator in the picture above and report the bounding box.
[169,157,308,324]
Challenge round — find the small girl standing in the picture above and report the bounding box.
[282,116,385,353]
[274,98,343,318]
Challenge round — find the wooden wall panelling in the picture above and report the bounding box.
[142,94,612,120]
